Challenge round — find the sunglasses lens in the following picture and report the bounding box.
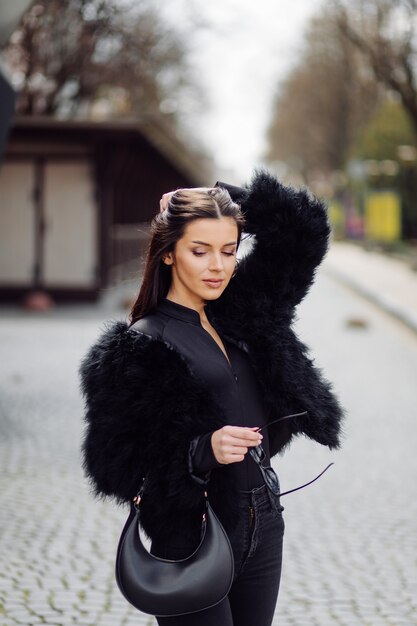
[249,446,264,463]
[264,467,280,495]
[249,447,281,496]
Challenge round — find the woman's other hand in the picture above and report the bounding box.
[211,426,263,464]
[159,191,175,213]
[159,187,213,213]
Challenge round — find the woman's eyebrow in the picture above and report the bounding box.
[191,240,237,246]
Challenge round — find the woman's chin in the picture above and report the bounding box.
[201,288,226,301]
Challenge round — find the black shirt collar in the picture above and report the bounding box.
[157,298,205,327]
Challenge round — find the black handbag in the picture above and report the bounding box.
[115,478,235,617]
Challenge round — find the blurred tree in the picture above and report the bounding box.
[3,0,203,126]
[334,0,417,238]
[350,96,417,238]
[349,97,415,161]
[265,6,381,180]
[335,0,417,138]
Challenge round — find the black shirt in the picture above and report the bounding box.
[131,297,273,490]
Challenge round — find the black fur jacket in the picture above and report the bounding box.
[78,167,347,547]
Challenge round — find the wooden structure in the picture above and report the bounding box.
[0,115,213,302]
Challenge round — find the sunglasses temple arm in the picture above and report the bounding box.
[279,462,335,497]
[255,411,309,433]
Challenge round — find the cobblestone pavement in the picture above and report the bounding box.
[1,269,416,625]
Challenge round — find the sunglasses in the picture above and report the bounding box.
[249,411,334,497]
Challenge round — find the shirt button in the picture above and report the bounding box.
[234,373,238,381]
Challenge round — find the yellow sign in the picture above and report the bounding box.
[327,200,345,239]
[364,191,401,241]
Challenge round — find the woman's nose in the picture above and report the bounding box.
[209,254,225,270]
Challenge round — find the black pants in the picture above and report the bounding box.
[150,483,285,626]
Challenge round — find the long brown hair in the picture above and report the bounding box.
[128,186,246,327]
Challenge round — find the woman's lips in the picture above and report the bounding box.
[203,279,224,287]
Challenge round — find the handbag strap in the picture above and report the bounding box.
[132,477,208,536]
[132,476,147,511]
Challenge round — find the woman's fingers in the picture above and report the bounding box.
[159,191,175,212]
[224,426,263,446]
[212,425,263,464]
[159,187,214,213]
[223,445,249,455]
[227,438,260,448]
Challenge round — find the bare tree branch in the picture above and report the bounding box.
[335,0,417,135]
[3,0,203,127]
[265,5,380,176]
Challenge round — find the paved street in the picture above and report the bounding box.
[276,269,417,625]
[322,241,417,335]
[1,261,416,625]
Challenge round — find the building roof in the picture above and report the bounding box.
[10,114,214,185]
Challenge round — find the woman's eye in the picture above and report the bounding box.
[192,251,235,257]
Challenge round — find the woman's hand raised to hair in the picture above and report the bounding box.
[211,425,263,464]
[160,191,175,213]
[159,187,213,213]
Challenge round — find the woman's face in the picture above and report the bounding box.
[164,217,238,304]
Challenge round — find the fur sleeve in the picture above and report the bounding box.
[215,167,331,311]
[78,320,225,509]
[269,327,347,457]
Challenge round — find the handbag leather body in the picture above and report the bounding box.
[115,484,235,617]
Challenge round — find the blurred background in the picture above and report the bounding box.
[1,0,417,304]
[0,2,416,626]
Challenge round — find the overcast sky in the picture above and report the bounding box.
[160,0,324,182]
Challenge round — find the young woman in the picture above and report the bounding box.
[79,168,346,626]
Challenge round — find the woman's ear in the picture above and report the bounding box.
[162,253,173,266]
